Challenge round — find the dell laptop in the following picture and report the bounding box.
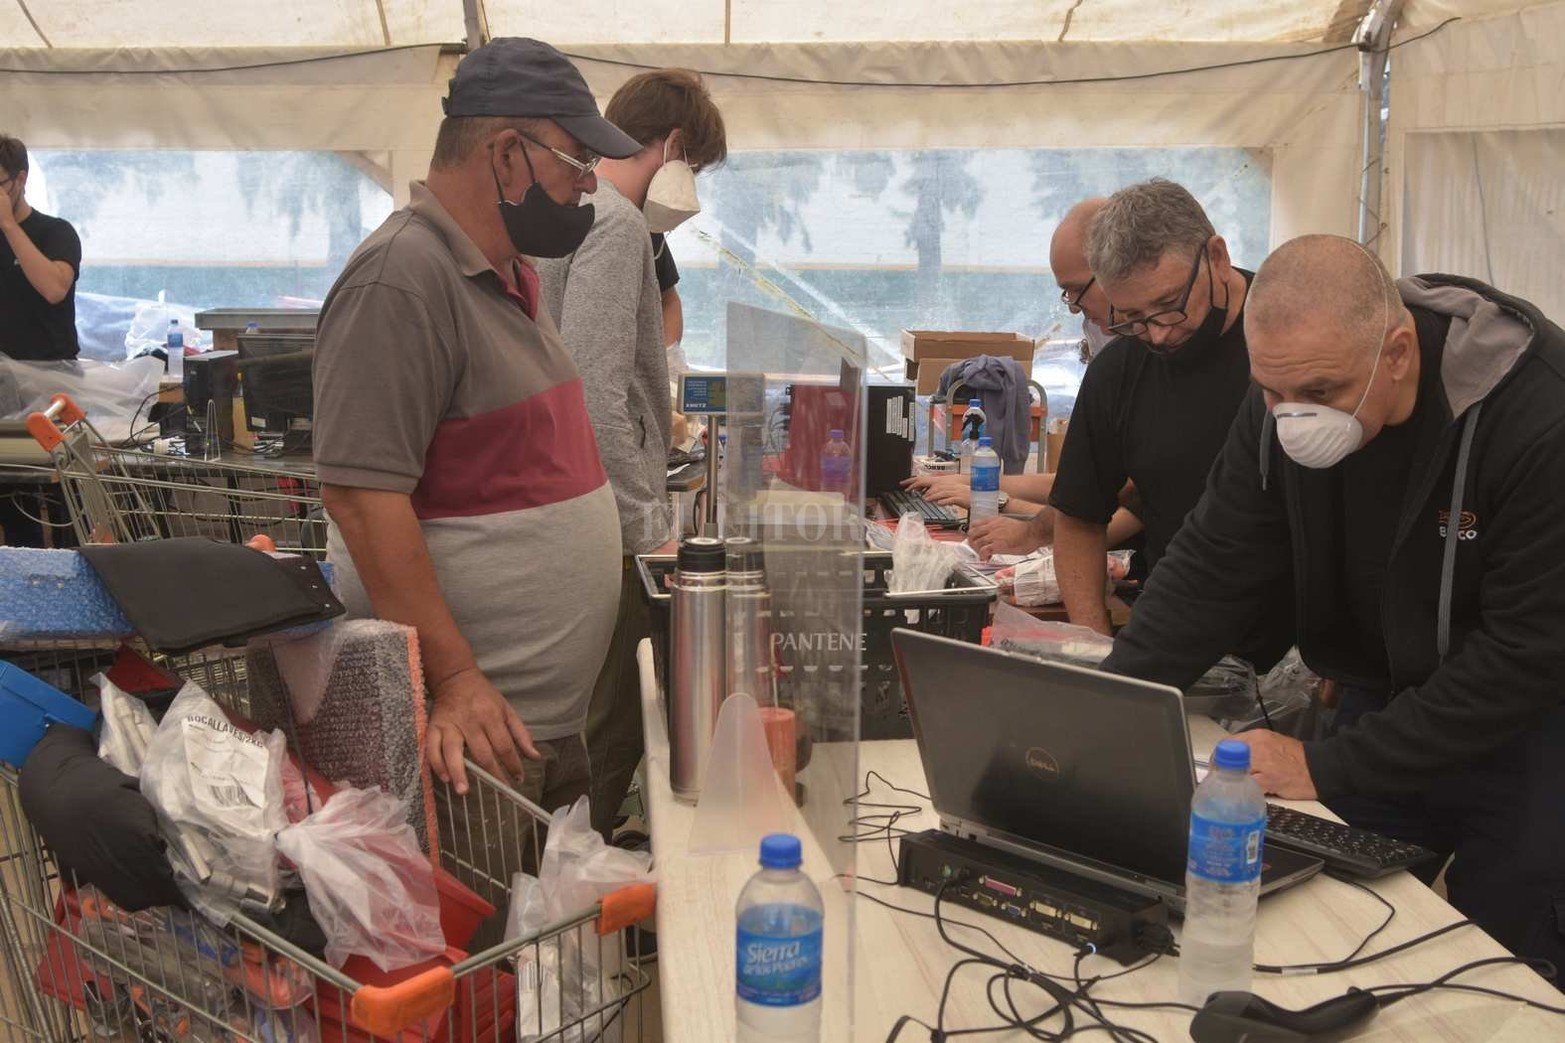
[890,629,1323,909]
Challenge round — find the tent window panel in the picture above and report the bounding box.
[29,149,394,312]
[666,145,1270,416]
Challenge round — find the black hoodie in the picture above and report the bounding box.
[1104,275,1565,800]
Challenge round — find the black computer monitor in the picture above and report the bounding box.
[236,332,314,452]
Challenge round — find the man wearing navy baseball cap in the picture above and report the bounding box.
[313,39,640,825]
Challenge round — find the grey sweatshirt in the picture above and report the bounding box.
[536,182,673,555]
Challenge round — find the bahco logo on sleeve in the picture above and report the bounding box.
[1437,509,1479,541]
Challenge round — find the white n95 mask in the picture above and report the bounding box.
[1272,330,1386,470]
[644,140,701,234]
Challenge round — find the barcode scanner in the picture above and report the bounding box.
[1189,989,1381,1042]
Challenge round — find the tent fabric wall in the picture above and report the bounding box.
[1384,0,1565,318]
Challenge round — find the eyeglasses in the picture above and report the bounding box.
[1060,276,1095,313]
[1106,249,1207,338]
[516,130,600,178]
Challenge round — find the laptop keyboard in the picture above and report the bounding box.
[879,488,963,529]
[1265,804,1439,879]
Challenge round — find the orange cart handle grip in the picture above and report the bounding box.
[245,534,277,553]
[26,394,85,451]
[597,882,657,936]
[349,967,456,1038]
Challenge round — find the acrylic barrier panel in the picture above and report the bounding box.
[721,297,866,1039]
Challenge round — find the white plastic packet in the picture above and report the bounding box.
[138,682,287,924]
[506,873,564,1041]
[95,673,157,776]
[0,356,163,443]
[889,513,963,593]
[275,786,444,972]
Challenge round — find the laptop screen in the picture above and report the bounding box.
[892,629,1197,887]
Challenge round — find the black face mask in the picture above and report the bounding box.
[1143,257,1230,363]
[491,145,594,259]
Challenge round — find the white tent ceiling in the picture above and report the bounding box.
[0,0,1483,50]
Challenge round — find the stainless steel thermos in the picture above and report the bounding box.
[669,536,727,799]
[724,536,777,706]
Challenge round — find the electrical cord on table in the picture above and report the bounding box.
[839,770,932,876]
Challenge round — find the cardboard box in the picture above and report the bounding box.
[900,330,1036,396]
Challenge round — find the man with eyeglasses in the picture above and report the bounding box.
[1103,234,1565,967]
[0,134,80,362]
[917,198,1144,555]
[1046,179,1288,672]
[312,39,641,817]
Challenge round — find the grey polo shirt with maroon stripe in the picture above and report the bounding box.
[313,181,622,740]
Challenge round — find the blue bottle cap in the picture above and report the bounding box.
[977,436,993,448]
[1212,739,1251,771]
[969,398,982,407]
[828,428,844,440]
[759,833,802,869]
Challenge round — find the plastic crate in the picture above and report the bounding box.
[636,550,995,739]
[0,659,99,768]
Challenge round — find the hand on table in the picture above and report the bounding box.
[902,472,971,508]
[1228,730,1316,800]
[967,515,1044,561]
[427,667,540,794]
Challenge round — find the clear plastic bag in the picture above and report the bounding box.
[535,798,655,1043]
[124,293,203,359]
[0,356,163,442]
[988,601,1114,666]
[889,513,963,593]
[274,786,443,973]
[95,673,157,776]
[138,682,287,924]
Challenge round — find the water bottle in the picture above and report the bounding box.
[736,834,822,1042]
[165,319,185,381]
[819,428,853,498]
[957,399,985,474]
[1179,739,1266,1007]
[968,436,1001,525]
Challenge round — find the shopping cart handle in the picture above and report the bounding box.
[596,882,657,936]
[349,967,456,1037]
[26,394,86,451]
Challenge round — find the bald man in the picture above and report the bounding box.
[1104,234,1565,965]
[909,199,1144,552]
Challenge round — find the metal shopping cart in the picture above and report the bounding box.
[25,395,325,556]
[2,397,657,1043]
[0,643,655,1043]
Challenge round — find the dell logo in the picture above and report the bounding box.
[1025,747,1061,780]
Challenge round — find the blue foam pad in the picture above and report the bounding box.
[0,548,134,642]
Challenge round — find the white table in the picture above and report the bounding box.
[637,641,1564,1040]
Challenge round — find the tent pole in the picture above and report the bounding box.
[463,0,490,50]
[1354,0,1405,249]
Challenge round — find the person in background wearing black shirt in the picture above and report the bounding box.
[1047,179,1287,672]
[0,134,80,362]
[0,134,80,548]
[1104,235,1565,966]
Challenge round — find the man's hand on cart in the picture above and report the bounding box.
[427,666,540,794]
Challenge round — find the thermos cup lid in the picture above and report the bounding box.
[677,536,727,573]
[724,535,764,573]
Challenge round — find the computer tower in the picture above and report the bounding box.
[865,384,915,496]
[182,351,239,455]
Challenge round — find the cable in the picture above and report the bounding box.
[1366,956,1565,1014]
[1255,917,1475,976]
[564,17,1462,92]
[838,770,932,874]
[0,42,450,77]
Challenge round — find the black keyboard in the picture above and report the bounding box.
[667,448,706,469]
[879,488,963,529]
[1265,804,1439,879]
